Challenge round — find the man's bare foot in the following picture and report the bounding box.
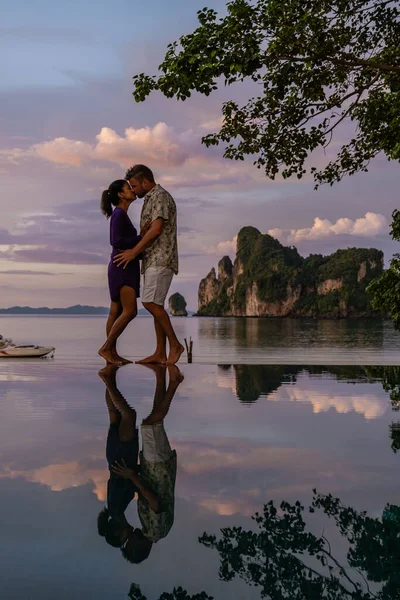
[165,343,185,365]
[136,354,167,364]
[139,363,166,373]
[98,348,124,365]
[167,364,184,384]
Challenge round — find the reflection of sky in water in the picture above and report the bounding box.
[1,362,400,599]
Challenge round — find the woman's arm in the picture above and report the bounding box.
[111,461,161,513]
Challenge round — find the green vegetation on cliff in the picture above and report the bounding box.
[198,227,384,317]
[168,292,188,316]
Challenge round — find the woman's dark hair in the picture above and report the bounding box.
[97,508,125,548]
[100,179,128,219]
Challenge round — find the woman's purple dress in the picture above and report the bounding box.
[108,207,141,301]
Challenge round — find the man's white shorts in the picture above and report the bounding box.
[142,266,174,306]
[141,423,173,463]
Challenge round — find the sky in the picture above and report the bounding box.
[1,0,399,310]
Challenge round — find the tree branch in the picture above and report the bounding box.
[271,54,400,73]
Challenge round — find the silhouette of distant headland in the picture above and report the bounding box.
[0,304,110,315]
[0,304,194,316]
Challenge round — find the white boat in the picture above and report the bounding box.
[0,336,55,358]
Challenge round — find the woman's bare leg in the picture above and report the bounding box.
[99,287,137,365]
[105,300,126,362]
[98,365,137,441]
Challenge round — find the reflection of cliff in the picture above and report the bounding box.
[233,365,299,403]
[198,309,384,350]
[219,365,368,405]
[198,226,384,317]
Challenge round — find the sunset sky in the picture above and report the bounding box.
[1,0,399,310]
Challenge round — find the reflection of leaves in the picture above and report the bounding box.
[390,423,400,454]
[128,584,213,600]
[365,366,400,410]
[199,491,400,599]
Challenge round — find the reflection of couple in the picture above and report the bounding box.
[99,164,184,366]
[97,363,183,563]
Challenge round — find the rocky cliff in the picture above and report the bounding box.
[169,292,188,316]
[198,227,384,318]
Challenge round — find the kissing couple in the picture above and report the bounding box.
[99,164,184,366]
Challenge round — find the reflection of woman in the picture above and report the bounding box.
[97,365,139,547]
[99,180,141,365]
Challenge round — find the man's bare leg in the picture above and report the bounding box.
[136,317,167,364]
[141,364,184,425]
[137,302,184,365]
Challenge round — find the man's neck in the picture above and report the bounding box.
[146,182,157,194]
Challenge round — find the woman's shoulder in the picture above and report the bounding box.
[111,207,129,222]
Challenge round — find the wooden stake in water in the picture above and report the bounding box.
[184,337,193,363]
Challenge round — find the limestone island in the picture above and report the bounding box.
[169,292,188,316]
[198,226,384,318]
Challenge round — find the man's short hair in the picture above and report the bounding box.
[125,164,155,183]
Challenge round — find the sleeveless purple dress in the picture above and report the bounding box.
[108,207,141,301]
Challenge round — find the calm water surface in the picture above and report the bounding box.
[1,353,400,598]
[1,316,400,364]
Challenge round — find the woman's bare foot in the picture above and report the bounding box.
[165,343,185,365]
[98,364,119,384]
[98,347,124,365]
[110,347,132,365]
[136,353,167,364]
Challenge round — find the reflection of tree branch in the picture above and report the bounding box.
[200,490,400,599]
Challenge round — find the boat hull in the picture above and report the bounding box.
[0,346,55,358]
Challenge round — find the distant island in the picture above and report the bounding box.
[198,226,384,318]
[0,304,141,315]
[0,304,195,316]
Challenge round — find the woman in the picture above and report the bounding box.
[99,180,140,365]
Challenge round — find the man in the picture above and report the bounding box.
[114,165,184,365]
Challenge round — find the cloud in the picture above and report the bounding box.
[29,123,199,168]
[34,138,93,166]
[0,461,107,502]
[205,235,238,256]
[269,212,388,244]
[1,122,256,188]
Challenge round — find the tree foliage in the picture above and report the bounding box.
[128,584,213,600]
[133,0,400,186]
[367,209,400,330]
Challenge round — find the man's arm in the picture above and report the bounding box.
[113,218,164,269]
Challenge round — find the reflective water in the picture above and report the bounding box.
[1,359,400,599]
[1,316,400,364]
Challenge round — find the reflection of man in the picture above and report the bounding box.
[112,364,183,564]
